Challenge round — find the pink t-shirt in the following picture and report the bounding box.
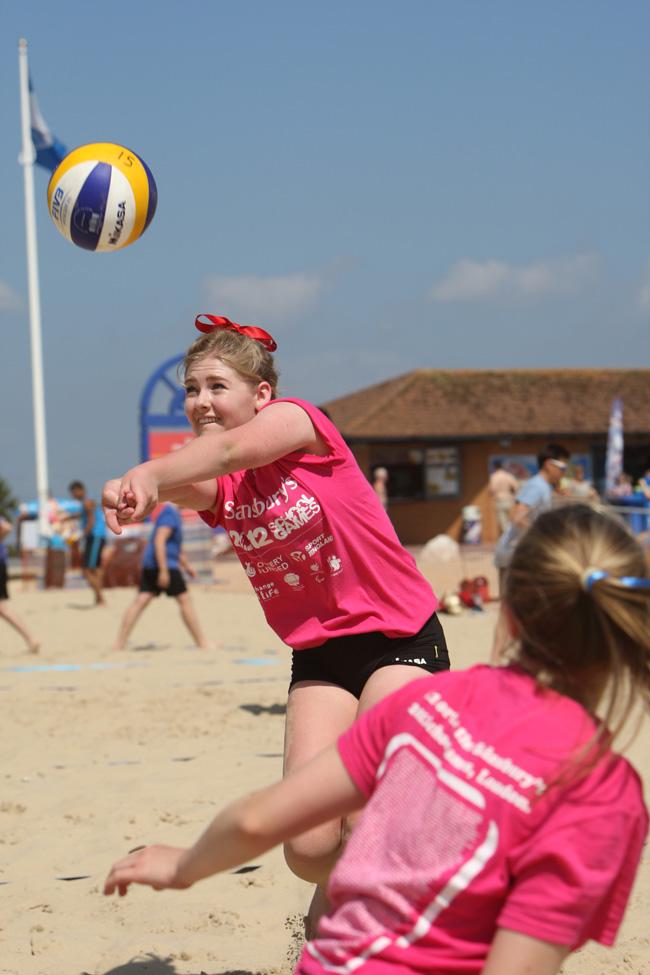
[199,399,437,649]
[297,666,648,975]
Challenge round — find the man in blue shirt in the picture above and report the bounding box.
[69,480,107,606]
[494,443,570,579]
[112,503,213,651]
[492,443,569,662]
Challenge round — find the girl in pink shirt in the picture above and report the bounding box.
[103,315,448,926]
[105,503,649,975]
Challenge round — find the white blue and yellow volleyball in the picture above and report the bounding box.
[47,142,157,252]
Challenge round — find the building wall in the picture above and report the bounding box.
[351,437,596,545]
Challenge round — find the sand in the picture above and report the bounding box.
[0,560,648,975]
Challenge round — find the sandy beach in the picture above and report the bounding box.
[1,559,648,975]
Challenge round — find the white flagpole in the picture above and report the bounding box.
[18,38,50,540]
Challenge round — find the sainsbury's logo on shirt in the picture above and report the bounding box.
[224,478,299,520]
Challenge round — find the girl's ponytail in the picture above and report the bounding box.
[504,504,650,740]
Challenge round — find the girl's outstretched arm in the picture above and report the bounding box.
[104,744,363,896]
[118,402,319,522]
[102,478,218,535]
[481,929,569,975]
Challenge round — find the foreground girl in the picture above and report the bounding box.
[103,315,449,921]
[105,503,649,974]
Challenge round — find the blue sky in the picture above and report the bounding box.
[1,1,649,503]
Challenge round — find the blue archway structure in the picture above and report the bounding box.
[139,353,191,463]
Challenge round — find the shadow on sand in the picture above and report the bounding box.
[131,642,172,652]
[98,955,262,975]
[239,703,286,717]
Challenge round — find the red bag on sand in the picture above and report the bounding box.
[458,579,475,608]
[458,577,490,609]
[473,575,490,603]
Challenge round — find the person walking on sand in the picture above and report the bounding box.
[372,467,389,511]
[68,480,107,606]
[102,313,449,933]
[105,504,650,975]
[112,502,213,651]
[492,444,569,661]
[494,444,569,591]
[0,516,40,653]
[564,463,597,501]
[488,460,518,535]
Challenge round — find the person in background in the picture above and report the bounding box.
[68,480,107,606]
[637,468,650,501]
[112,502,213,651]
[0,516,40,653]
[492,443,570,661]
[372,467,389,511]
[211,524,231,583]
[564,464,597,501]
[488,460,518,535]
[608,472,634,500]
[494,443,570,590]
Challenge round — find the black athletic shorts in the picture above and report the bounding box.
[83,536,105,570]
[139,567,187,598]
[289,611,449,699]
[0,561,8,600]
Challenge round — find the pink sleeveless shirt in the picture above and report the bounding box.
[199,399,437,649]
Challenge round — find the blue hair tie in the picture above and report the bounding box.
[583,569,650,592]
[583,569,608,591]
[619,576,650,590]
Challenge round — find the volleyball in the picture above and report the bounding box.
[47,142,157,252]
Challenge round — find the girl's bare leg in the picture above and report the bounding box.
[283,681,358,882]
[283,681,357,937]
[286,666,437,938]
[356,662,433,715]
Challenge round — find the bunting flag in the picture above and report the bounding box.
[605,396,624,495]
[29,75,67,172]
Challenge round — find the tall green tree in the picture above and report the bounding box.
[0,476,19,521]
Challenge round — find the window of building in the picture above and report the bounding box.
[424,447,461,498]
[371,445,460,501]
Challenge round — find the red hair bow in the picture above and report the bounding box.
[195,314,277,352]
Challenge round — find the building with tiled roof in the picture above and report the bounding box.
[322,369,650,543]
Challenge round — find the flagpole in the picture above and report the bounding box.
[18,38,50,540]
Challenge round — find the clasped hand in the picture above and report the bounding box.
[102,466,160,534]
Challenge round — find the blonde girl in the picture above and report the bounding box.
[102,315,449,926]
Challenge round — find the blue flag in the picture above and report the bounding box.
[29,76,67,172]
[605,396,624,495]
